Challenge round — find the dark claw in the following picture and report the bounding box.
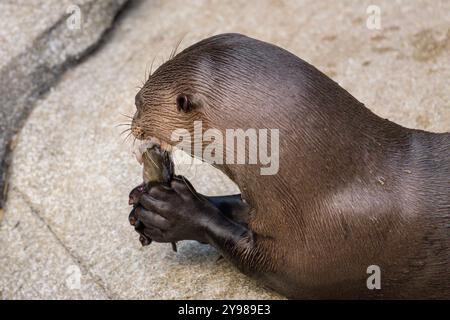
[139,235,152,246]
[132,212,152,247]
[171,242,177,252]
[129,183,148,205]
[129,207,137,226]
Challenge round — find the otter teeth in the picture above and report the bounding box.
[133,148,144,165]
[132,137,170,165]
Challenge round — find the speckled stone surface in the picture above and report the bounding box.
[0,0,128,209]
[1,0,449,299]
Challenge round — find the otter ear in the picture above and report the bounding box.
[176,94,194,113]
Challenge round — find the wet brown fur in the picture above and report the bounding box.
[131,34,449,299]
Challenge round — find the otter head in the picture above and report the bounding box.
[131,34,280,155]
[131,60,205,150]
[130,36,228,152]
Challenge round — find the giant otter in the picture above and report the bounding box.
[128,33,449,299]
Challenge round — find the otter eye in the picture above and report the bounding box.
[176,94,192,113]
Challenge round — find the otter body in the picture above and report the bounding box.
[129,34,449,299]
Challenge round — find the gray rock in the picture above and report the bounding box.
[0,0,129,209]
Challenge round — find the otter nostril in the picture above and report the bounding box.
[135,92,144,110]
[131,123,144,140]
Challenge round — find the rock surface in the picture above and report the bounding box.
[0,0,129,209]
[1,0,449,299]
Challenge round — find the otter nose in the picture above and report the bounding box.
[135,91,144,110]
[131,122,144,140]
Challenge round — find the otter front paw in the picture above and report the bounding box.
[128,183,152,246]
[133,177,222,244]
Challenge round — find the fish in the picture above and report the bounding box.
[130,143,177,252]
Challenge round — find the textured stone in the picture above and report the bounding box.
[0,189,108,299]
[1,0,449,299]
[0,0,129,209]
